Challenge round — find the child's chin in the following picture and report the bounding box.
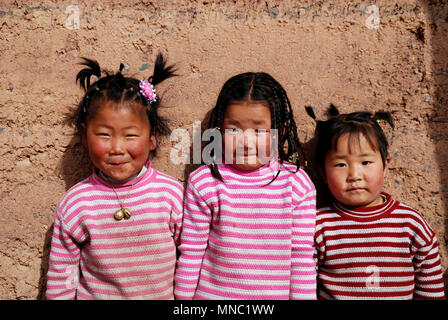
[231,163,263,172]
[103,168,137,182]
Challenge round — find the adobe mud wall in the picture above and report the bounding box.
[0,0,447,299]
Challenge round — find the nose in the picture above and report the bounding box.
[109,137,125,155]
[347,164,362,181]
[239,129,257,150]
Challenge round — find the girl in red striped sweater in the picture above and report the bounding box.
[46,54,184,299]
[308,105,445,299]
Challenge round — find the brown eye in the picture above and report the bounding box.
[255,129,269,135]
[224,128,242,135]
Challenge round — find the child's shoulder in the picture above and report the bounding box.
[151,168,184,189]
[316,197,436,237]
[187,164,214,183]
[149,168,185,201]
[390,199,440,246]
[392,200,435,229]
[281,162,315,190]
[316,205,336,218]
[57,174,95,214]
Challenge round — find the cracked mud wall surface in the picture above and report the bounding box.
[0,0,447,299]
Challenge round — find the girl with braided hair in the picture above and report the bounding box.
[46,54,184,299]
[174,72,317,300]
[308,105,445,299]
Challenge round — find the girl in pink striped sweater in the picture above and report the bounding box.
[46,54,184,299]
[308,105,445,299]
[174,72,317,300]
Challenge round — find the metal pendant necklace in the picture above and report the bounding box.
[98,167,146,221]
[112,184,134,221]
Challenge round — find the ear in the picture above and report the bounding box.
[149,133,157,152]
[383,156,391,175]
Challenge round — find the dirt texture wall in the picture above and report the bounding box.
[0,0,447,299]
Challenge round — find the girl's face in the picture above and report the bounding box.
[323,133,390,208]
[82,101,156,181]
[222,101,273,171]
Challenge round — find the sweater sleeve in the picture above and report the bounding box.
[314,211,326,267]
[170,207,183,246]
[313,212,327,300]
[413,235,446,300]
[174,179,212,300]
[290,185,317,300]
[168,186,184,246]
[46,210,81,300]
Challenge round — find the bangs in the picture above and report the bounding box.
[331,123,380,153]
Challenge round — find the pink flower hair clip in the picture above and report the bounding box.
[139,79,157,104]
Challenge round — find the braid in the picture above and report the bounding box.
[258,73,305,185]
[207,72,307,184]
[256,73,306,168]
[207,99,225,181]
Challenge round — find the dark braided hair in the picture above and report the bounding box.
[208,72,307,183]
[306,104,394,173]
[73,53,177,154]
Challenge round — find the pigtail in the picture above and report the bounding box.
[115,63,126,83]
[305,105,329,136]
[135,53,177,138]
[149,53,177,86]
[119,63,125,73]
[306,103,340,121]
[76,58,102,91]
[305,105,316,120]
[371,111,394,129]
[328,103,340,117]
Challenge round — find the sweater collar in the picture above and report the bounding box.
[218,156,283,180]
[332,192,399,222]
[91,160,154,188]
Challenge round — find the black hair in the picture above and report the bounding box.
[73,53,177,153]
[306,104,394,174]
[207,72,307,183]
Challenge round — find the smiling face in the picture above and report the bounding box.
[82,100,156,181]
[222,101,273,171]
[323,132,390,208]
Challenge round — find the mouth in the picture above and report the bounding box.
[346,187,365,192]
[234,153,259,165]
[236,152,257,157]
[108,162,128,167]
[235,154,258,162]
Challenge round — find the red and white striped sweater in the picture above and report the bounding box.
[46,162,184,300]
[314,193,445,300]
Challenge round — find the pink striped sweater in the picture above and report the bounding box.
[46,162,184,300]
[315,193,446,300]
[174,157,317,300]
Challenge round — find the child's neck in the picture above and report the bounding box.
[98,165,147,184]
[338,193,387,210]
